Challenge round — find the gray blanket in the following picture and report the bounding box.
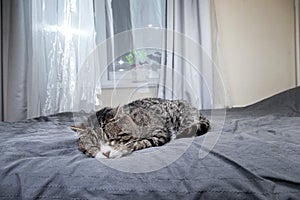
[0,87,300,199]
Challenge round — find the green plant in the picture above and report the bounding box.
[125,49,147,65]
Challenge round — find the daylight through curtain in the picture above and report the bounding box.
[28,0,97,117]
[1,0,227,121]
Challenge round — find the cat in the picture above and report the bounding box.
[71,98,210,159]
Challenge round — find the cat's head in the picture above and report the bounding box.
[71,125,131,158]
[99,106,140,158]
[71,106,138,158]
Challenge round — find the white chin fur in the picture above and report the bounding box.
[95,152,107,159]
[97,144,126,159]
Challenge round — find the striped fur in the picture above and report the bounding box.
[72,98,210,158]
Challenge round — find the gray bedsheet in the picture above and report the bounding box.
[0,87,300,199]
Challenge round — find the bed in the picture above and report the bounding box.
[0,87,300,200]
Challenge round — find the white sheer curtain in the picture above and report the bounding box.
[158,0,218,109]
[28,0,97,118]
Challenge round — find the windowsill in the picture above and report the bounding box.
[100,80,159,89]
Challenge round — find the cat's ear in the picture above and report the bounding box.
[113,105,124,118]
[116,106,123,115]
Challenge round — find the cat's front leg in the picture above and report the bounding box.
[124,129,171,152]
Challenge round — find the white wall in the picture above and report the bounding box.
[215,0,296,107]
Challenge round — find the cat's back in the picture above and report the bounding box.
[124,97,189,109]
[125,98,167,109]
[123,98,195,120]
[122,98,168,122]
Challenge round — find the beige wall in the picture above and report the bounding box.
[97,87,157,109]
[215,0,296,107]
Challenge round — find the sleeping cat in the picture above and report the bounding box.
[71,98,210,159]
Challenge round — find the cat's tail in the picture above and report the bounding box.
[197,115,210,136]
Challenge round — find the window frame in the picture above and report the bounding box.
[99,0,164,89]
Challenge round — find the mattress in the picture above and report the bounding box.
[0,87,300,199]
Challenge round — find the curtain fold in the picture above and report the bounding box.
[2,0,31,121]
[158,0,224,109]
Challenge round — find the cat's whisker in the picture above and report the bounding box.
[124,141,134,146]
[70,126,85,132]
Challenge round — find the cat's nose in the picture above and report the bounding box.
[103,151,110,158]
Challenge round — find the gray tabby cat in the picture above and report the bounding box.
[71,98,210,159]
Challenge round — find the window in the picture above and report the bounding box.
[97,0,166,88]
